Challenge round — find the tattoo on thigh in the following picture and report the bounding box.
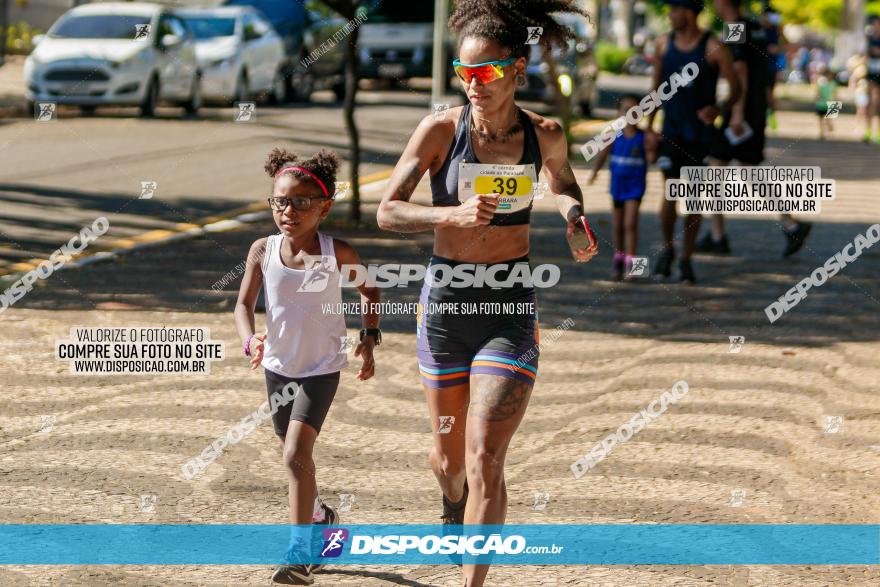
[470,378,532,422]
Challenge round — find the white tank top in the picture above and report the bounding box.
[260,232,348,378]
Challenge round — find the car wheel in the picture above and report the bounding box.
[25,100,35,118]
[270,69,288,104]
[289,66,313,103]
[140,75,159,118]
[232,70,248,105]
[184,74,201,116]
[79,105,96,116]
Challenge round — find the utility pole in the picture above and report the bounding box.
[430,0,449,108]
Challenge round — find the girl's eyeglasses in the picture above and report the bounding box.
[452,57,517,85]
[268,196,327,211]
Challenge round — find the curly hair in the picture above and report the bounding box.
[264,147,340,196]
[448,0,590,59]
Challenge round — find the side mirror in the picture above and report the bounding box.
[32,34,46,47]
[161,34,181,48]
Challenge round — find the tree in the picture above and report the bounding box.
[316,1,365,224]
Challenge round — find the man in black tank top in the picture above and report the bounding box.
[645,0,740,283]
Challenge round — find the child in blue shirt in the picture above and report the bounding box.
[589,94,657,280]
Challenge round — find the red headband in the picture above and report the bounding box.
[275,166,330,198]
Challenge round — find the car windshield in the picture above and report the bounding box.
[362,0,433,23]
[50,14,153,39]
[182,17,237,40]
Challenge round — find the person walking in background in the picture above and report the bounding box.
[589,94,656,281]
[865,15,880,144]
[814,62,837,140]
[644,0,740,283]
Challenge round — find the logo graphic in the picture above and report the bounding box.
[431,103,450,121]
[728,336,745,353]
[438,416,455,434]
[334,181,352,201]
[134,24,151,40]
[728,488,746,507]
[37,414,56,434]
[532,491,550,511]
[629,257,648,276]
[823,415,843,434]
[139,494,157,513]
[140,181,157,200]
[338,493,355,512]
[234,102,256,122]
[723,22,745,44]
[35,102,57,122]
[525,27,543,45]
[825,101,842,119]
[338,336,357,355]
[298,255,336,292]
[320,528,349,557]
[532,181,548,201]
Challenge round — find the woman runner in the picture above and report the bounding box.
[377,2,597,585]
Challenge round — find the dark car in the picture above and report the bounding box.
[221,0,345,101]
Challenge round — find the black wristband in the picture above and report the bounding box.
[360,328,381,345]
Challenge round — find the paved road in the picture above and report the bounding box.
[0,84,453,271]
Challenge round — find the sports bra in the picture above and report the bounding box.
[430,102,543,226]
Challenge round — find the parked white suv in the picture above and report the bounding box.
[178,6,287,104]
[24,2,202,117]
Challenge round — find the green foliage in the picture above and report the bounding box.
[596,41,633,73]
[1,21,44,55]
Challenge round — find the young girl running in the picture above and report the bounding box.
[589,94,656,280]
[235,147,381,585]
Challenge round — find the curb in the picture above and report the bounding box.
[0,168,393,280]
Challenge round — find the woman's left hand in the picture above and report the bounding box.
[567,218,599,263]
[355,338,376,381]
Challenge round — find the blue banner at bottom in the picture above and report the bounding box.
[0,524,877,565]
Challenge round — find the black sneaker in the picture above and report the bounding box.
[441,481,468,526]
[696,232,731,254]
[679,259,696,283]
[783,222,812,257]
[442,481,468,566]
[654,247,675,277]
[273,547,314,585]
[308,503,338,574]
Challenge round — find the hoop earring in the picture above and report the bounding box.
[516,73,526,88]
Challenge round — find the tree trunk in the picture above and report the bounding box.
[542,47,574,143]
[343,27,361,224]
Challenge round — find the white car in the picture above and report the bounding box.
[24,2,201,117]
[178,7,288,104]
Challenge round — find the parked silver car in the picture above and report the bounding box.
[24,2,202,117]
[178,6,288,104]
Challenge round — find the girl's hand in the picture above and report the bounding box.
[354,338,376,380]
[249,333,266,370]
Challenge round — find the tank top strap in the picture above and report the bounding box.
[318,232,336,260]
[697,31,711,55]
[261,233,278,273]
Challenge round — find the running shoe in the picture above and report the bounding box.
[654,247,675,278]
[695,232,731,255]
[442,481,468,566]
[308,503,338,573]
[273,548,314,585]
[782,222,812,257]
[679,259,696,283]
[441,481,468,526]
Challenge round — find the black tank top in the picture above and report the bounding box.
[430,103,542,226]
[661,31,718,143]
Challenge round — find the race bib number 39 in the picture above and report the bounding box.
[459,163,538,213]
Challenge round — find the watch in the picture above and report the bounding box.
[360,328,381,345]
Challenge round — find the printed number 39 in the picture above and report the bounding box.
[493,177,518,196]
